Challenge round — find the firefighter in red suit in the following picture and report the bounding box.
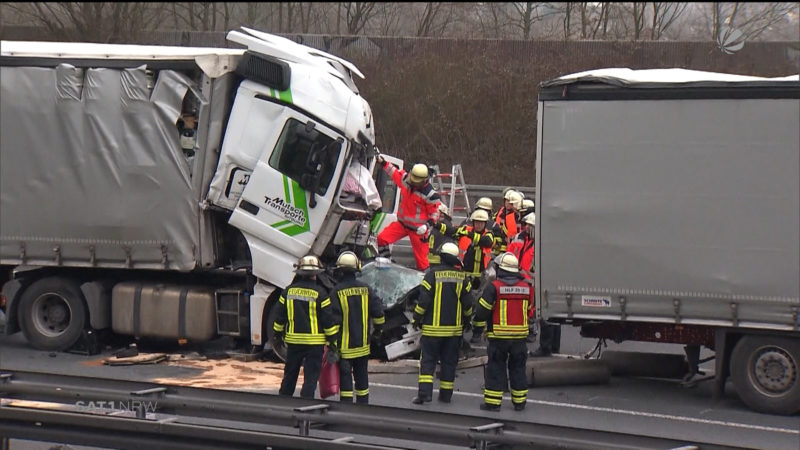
[376,156,440,271]
[472,252,532,411]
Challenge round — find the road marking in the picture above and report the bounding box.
[370,382,800,435]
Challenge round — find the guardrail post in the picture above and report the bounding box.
[293,404,329,437]
[130,387,167,419]
[469,422,504,450]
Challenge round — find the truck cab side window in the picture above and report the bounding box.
[269,118,341,196]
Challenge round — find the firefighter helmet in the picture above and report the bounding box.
[523,213,536,226]
[497,252,520,273]
[470,209,489,222]
[439,242,460,258]
[408,163,429,185]
[522,199,534,210]
[437,203,451,218]
[295,254,324,274]
[475,197,493,211]
[336,251,361,272]
[505,190,523,210]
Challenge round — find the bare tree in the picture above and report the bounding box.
[650,2,688,40]
[413,2,457,37]
[342,2,378,35]
[709,2,799,42]
[3,2,167,42]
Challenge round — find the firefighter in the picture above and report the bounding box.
[329,251,385,404]
[454,209,495,285]
[273,255,340,399]
[491,190,523,255]
[459,197,493,226]
[472,252,532,411]
[411,242,473,405]
[507,213,535,280]
[375,155,441,271]
[427,203,455,266]
[507,212,537,343]
[520,199,535,218]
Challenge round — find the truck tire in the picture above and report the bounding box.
[265,303,287,362]
[730,335,800,415]
[18,277,87,351]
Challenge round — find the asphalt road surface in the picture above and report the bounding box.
[1,326,798,450]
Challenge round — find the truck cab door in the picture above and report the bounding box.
[228,115,347,288]
[370,154,404,236]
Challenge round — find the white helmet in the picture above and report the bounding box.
[505,190,523,210]
[295,254,324,274]
[523,213,536,226]
[336,251,361,271]
[470,209,489,222]
[408,164,429,185]
[522,199,534,210]
[496,252,519,273]
[475,197,493,211]
[437,203,451,218]
[439,242,460,258]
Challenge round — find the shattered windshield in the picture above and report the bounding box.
[359,260,424,308]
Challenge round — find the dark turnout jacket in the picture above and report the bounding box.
[273,278,339,345]
[329,273,386,359]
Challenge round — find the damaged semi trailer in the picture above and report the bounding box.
[535,68,800,415]
[0,28,401,357]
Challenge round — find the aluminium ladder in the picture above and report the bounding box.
[430,164,472,221]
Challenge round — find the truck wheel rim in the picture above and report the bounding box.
[32,293,72,338]
[750,346,797,396]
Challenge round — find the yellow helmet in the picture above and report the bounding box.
[295,254,324,274]
[470,209,489,222]
[437,203,451,218]
[336,251,361,271]
[475,197,493,211]
[439,242,460,258]
[497,252,519,273]
[408,164,429,185]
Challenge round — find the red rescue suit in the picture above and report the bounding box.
[377,161,440,270]
[506,231,535,318]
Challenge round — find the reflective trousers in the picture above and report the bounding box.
[280,344,323,399]
[483,339,528,407]
[339,356,370,404]
[418,335,461,401]
[377,221,430,271]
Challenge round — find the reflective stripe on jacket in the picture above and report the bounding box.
[384,162,440,228]
[413,264,473,337]
[330,276,385,359]
[473,275,532,339]
[273,280,339,345]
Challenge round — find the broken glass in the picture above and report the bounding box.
[359,260,424,309]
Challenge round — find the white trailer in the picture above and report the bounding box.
[535,68,800,414]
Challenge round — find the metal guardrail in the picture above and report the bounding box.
[0,370,734,450]
[463,185,536,200]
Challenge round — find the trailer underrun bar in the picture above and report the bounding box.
[0,370,730,449]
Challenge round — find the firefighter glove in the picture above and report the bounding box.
[416,224,428,236]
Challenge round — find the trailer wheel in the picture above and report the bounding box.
[18,277,87,351]
[265,302,287,362]
[730,335,800,415]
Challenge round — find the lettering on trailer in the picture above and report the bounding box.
[582,295,612,307]
[499,286,530,295]
[264,196,307,227]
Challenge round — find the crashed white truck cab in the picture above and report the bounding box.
[0,28,399,354]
